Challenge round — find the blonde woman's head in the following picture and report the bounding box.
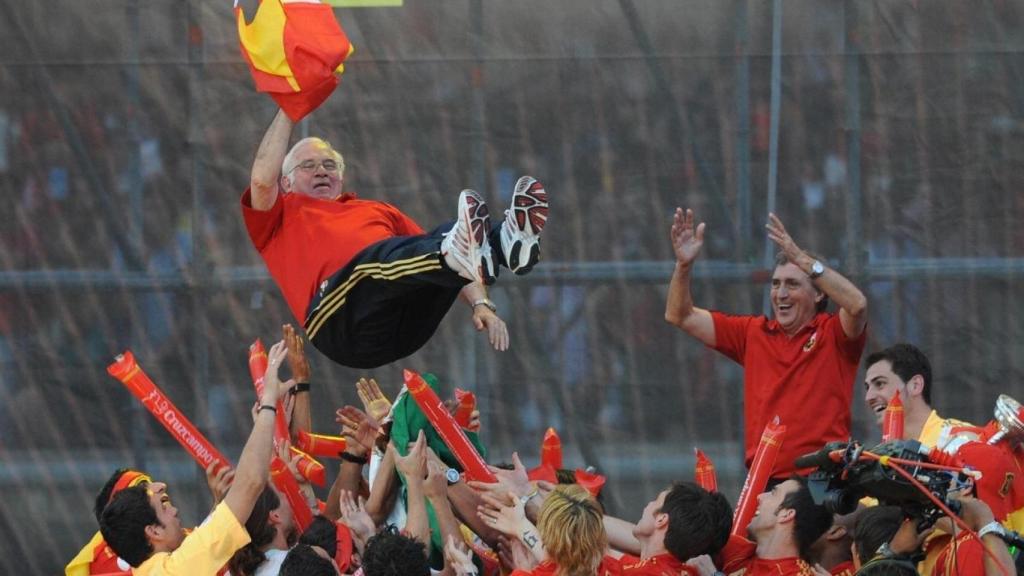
[537,485,607,576]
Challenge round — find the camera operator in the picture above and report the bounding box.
[853,496,1017,576]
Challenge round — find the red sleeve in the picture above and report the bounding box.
[710,311,755,364]
[381,202,424,236]
[241,188,284,251]
[719,534,756,574]
[824,313,867,362]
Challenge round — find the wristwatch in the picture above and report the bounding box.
[978,520,1007,540]
[809,259,825,279]
[519,488,539,506]
[472,298,497,313]
[445,467,462,485]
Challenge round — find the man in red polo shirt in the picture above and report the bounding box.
[603,482,733,575]
[665,209,868,480]
[243,109,548,369]
[716,477,833,575]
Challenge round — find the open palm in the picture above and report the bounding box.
[670,208,705,265]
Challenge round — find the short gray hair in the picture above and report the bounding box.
[281,137,346,187]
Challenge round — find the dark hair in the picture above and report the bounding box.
[94,468,135,524]
[853,506,904,565]
[865,343,932,405]
[99,485,158,567]
[778,476,833,560]
[228,486,281,576]
[300,515,338,559]
[660,482,733,561]
[280,543,337,576]
[774,251,829,313]
[362,525,429,576]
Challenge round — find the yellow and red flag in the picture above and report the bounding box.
[236,0,355,121]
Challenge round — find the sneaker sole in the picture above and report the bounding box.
[506,176,547,275]
[464,190,497,285]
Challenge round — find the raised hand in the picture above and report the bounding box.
[670,208,705,266]
[685,554,719,576]
[765,212,804,263]
[445,535,479,576]
[338,489,377,543]
[393,430,427,482]
[356,377,392,423]
[497,535,537,573]
[335,405,382,456]
[476,491,528,537]
[205,462,235,505]
[261,340,294,406]
[467,452,532,500]
[282,323,310,383]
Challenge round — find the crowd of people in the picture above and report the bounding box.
[46,2,1024,572]
[63,109,1024,574]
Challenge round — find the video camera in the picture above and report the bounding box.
[797,439,967,528]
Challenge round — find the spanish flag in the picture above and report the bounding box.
[236,0,355,121]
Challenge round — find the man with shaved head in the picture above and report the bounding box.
[243,108,548,369]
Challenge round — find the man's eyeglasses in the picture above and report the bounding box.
[290,159,340,173]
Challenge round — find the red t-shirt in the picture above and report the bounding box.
[930,531,985,576]
[720,534,817,575]
[710,311,866,478]
[241,189,424,322]
[618,553,697,575]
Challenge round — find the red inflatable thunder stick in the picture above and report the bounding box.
[453,388,476,429]
[882,391,905,442]
[248,339,291,444]
[731,416,787,537]
[541,427,563,470]
[296,430,347,459]
[107,351,231,473]
[289,446,326,487]
[403,370,496,483]
[694,448,718,493]
[271,456,313,532]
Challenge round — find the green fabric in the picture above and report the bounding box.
[390,372,487,568]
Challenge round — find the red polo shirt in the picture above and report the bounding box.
[241,189,424,322]
[720,535,818,575]
[710,311,866,478]
[618,553,698,575]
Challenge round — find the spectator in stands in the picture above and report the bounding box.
[666,209,868,481]
[98,340,293,574]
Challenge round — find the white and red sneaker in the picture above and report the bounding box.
[441,189,496,285]
[500,176,548,275]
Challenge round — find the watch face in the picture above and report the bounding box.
[445,468,461,484]
[811,260,825,276]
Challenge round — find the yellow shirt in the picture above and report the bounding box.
[134,502,250,576]
[918,409,972,450]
